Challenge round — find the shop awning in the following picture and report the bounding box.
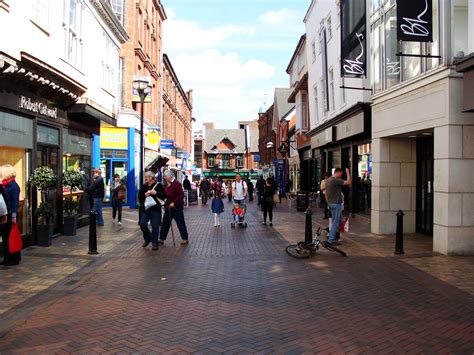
[146,155,169,173]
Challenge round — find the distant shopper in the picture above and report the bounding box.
[88,168,105,226]
[183,175,191,190]
[232,173,247,205]
[247,178,254,202]
[200,176,211,205]
[0,164,21,266]
[160,170,189,245]
[138,171,166,250]
[324,168,351,246]
[226,181,232,202]
[262,176,277,226]
[320,172,330,219]
[256,175,265,206]
[211,193,224,227]
[111,174,125,225]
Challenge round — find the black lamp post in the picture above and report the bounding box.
[132,76,152,187]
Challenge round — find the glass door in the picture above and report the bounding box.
[416,137,434,235]
[100,159,127,204]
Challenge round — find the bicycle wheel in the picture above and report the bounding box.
[322,242,347,257]
[286,244,312,259]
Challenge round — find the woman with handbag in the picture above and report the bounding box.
[111,174,125,225]
[138,171,166,250]
[0,164,21,266]
[261,177,277,226]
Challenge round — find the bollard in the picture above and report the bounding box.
[305,208,313,244]
[395,209,405,255]
[88,212,99,255]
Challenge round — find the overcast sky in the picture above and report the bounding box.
[161,0,310,131]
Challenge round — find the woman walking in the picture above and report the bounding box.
[111,174,125,225]
[262,176,277,226]
[0,164,21,266]
[138,171,166,250]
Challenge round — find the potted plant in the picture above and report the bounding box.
[62,170,82,236]
[30,166,58,247]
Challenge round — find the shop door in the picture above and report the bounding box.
[101,159,128,203]
[416,137,434,235]
[36,145,60,234]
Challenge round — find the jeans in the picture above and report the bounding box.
[92,198,104,225]
[233,198,244,206]
[140,208,161,246]
[328,203,342,243]
[112,199,123,222]
[160,207,188,241]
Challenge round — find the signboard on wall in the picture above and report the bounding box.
[340,0,367,77]
[396,0,433,42]
[145,129,160,150]
[100,128,128,149]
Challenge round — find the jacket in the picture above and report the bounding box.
[1,180,20,218]
[88,176,105,199]
[164,179,185,209]
[138,181,166,211]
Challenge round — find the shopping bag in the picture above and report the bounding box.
[273,192,279,204]
[338,217,349,233]
[9,223,22,253]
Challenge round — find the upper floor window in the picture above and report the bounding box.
[313,86,319,124]
[311,40,316,62]
[327,15,332,40]
[109,0,124,24]
[31,0,50,30]
[329,69,335,112]
[301,92,309,131]
[63,0,83,68]
[102,32,117,94]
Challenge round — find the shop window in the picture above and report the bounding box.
[37,125,59,145]
[402,42,422,80]
[371,20,382,93]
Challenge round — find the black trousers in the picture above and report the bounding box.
[160,207,189,241]
[262,203,274,223]
[1,214,21,265]
[112,199,123,222]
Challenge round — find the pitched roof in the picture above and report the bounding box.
[272,88,294,130]
[204,129,246,154]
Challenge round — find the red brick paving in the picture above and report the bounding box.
[0,201,473,353]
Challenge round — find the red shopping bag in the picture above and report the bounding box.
[9,223,22,253]
[338,217,349,233]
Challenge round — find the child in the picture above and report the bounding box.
[232,203,245,223]
[211,195,224,227]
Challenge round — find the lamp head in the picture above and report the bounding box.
[266,142,274,149]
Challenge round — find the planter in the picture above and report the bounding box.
[63,215,78,236]
[37,224,53,247]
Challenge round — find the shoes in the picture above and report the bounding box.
[158,240,164,245]
[118,221,122,225]
[269,222,273,227]
[214,224,218,228]
[324,240,341,247]
[262,221,266,225]
[112,218,116,224]
[152,245,159,251]
[323,217,329,220]
[97,224,104,227]
[181,240,189,245]
[142,241,150,248]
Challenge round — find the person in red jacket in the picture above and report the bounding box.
[159,170,189,245]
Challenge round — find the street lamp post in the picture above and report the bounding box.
[132,77,152,187]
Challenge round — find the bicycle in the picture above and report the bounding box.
[286,227,347,258]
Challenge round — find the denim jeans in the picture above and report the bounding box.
[328,203,342,243]
[92,198,104,225]
[140,208,161,246]
[233,198,244,206]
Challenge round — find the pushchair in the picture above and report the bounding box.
[231,203,247,228]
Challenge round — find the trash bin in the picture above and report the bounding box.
[188,190,198,205]
[296,191,309,211]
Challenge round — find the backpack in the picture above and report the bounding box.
[0,194,7,216]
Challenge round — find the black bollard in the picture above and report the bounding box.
[88,212,99,255]
[305,208,313,244]
[395,209,405,255]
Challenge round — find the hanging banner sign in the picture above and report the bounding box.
[397,0,432,42]
[340,0,367,77]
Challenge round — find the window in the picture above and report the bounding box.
[109,0,123,24]
[371,19,381,93]
[314,86,319,124]
[236,155,244,168]
[102,32,117,94]
[208,155,216,167]
[321,79,327,113]
[32,0,50,29]
[221,154,230,169]
[311,40,316,62]
[329,69,335,112]
[301,92,309,130]
[452,0,469,60]
[327,16,332,40]
[63,0,83,68]
[385,8,400,88]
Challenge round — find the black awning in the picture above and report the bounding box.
[146,156,169,173]
[68,103,116,125]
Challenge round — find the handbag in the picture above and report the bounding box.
[144,183,159,210]
[9,223,22,253]
[117,186,126,201]
[273,192,279,204]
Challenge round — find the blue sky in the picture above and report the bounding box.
[161,0,310,130]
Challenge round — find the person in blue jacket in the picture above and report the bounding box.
[211,190,224,227]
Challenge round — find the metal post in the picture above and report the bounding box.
[88,212,98,255]
[139,98,145,187]
[395,209,405,255]
[305,208,312,244]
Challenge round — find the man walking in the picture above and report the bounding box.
[88,168,105,226]
[256,175,265,206]
[232,173,247,206]
[324,168,351,246]
[160,170,189,245]
[200,176,211,205]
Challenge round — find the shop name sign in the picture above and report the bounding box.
[19,96,57,119]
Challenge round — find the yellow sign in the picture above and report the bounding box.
[100,128,128,149]
[146,130,160,146]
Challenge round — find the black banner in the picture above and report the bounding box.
[397,0,433,42]
[340,0,366,78]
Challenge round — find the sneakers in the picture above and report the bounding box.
[262,221,266,225]
[112,218,116,224]
[118,221,122,225]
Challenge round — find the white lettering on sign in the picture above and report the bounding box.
[400,0,429,38]
[19,96,57,119]
[343,33,365,76]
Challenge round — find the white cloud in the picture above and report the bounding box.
[259,8,299,26]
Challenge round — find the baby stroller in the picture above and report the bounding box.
[231,203,247,228]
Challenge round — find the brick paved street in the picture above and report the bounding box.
[0,201,473,353]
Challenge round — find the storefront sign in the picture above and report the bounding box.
[145,129,160,150]
[340,0,367,77]
[63,129,91,155]
[100,127,128,149]
[19,96,57,119]
[397,0,432,42]
[335,111,364,141]
[160,139,174,149]
[0,111,33,149]
[311,127,334,148]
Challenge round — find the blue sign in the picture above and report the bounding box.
[253,154,261,162]
[368,155,372,174]
[160,140,174,149]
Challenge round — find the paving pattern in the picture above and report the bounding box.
[0,201,473,353]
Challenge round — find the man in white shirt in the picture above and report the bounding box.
[232,173,247,205]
